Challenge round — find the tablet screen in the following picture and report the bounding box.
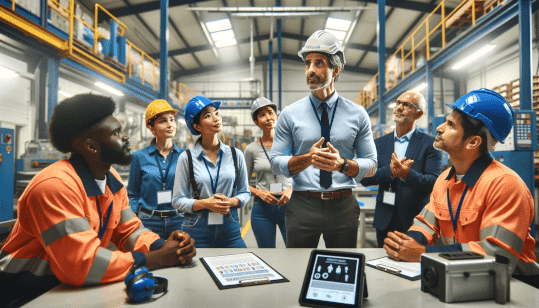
[299,250,366,308]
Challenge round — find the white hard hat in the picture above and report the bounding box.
[251,97,277,121]
[298,30,346,64]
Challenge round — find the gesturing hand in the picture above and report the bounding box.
[390,152,414,180]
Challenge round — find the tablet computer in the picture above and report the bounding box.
[299,250,368,308]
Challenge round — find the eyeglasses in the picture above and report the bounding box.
[395,100,419,111]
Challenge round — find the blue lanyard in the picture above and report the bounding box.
[95,197,113,240]
[447,185,469,234]
[309,97,339,142]
[260,139,271,161]
[154,150,175,192]
[203,151,223,194]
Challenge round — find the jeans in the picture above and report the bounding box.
[138,210,184,240]
[181,209,247,248]
[251,197,287,248]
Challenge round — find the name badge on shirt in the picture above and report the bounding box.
[208,212,224,225]
[383,190,396,206]
[270,183,283,194]
[157,191,172,204]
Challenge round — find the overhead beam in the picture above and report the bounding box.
[102,0,210,21]
[151,32,406,58]
[103,0,454,20]
[173,54,377,78]
[357,0,454,14]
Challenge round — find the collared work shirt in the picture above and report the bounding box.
[408,153,539,275]
[0,154,162,289]
[270,91,377,191]
[172,141,251,213]
[394,127,416,160]
[128,143,184,212]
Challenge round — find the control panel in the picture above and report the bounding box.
[513,110,538,151]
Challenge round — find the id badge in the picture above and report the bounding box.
[208,212,224,225]
[157,190,172,204]
[383,190,396,206]
[270,183,283,194]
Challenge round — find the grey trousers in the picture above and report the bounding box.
[285,192,360,248]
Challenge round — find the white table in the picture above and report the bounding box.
[24,248,539,308]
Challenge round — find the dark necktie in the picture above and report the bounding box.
[320,102,332,189]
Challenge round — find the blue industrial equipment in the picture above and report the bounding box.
[491,110,538,237]
[15,140,68,197]
[0,128,15,232]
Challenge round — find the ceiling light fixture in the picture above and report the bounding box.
[187,6,373,17]
[452,44,496,70]
[0,66,19,79]
[95,81,124,96]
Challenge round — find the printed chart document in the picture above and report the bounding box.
[366,257,421,281]
[200,252,289,289]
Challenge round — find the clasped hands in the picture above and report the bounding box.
[383,231,425,262]
[258,186,292,206]
[310,137,344,172]
[205,193,240,214]
[390,152,414,181]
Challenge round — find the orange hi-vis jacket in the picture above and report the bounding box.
[408,153,539,276]
[0,154,162,290]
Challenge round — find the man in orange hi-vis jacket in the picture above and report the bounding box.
[383,89,539,288]
[0,94,196,307]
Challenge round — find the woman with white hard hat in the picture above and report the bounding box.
[127,99,184,239]
[243,97,292,248]
[172,96,250,248]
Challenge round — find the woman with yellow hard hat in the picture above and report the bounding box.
[127,99,185,239]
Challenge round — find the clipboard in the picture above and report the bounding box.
[200,252,290,290]
[366,256,421,281]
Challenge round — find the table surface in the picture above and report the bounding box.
[25,248,538,308]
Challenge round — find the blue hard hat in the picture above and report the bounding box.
[184,96,221,135]
[445,88,514,143]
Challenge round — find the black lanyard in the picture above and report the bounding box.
[95,198,113,240]
[447,185,469,237]
[154,150,175,192]
[309,97,339,142]
[203,151,223,195]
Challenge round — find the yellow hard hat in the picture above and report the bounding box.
[145,99,178,124]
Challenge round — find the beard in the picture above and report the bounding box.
[100,142,132,165]
[306,72,332,90]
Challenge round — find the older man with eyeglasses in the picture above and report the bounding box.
[360,91,442,247]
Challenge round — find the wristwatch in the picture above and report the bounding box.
[339,158,350,173]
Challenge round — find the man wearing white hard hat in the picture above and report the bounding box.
[270,30,377,248]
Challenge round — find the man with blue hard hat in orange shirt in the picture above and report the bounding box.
[383,88,539,287]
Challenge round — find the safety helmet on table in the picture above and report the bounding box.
[184,95,221,135]
[250,97,277,121]
[445,88,514,145]
[145,99,178,125]
[297,30,346,65]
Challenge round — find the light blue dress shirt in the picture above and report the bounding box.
[172,141,251,213]
[270,91,377,192]
[394,127,416,159]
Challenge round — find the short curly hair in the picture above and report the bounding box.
[48,93,116,153]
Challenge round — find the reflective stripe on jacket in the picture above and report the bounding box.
[0,154,160,286]
[409,153,539,275]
